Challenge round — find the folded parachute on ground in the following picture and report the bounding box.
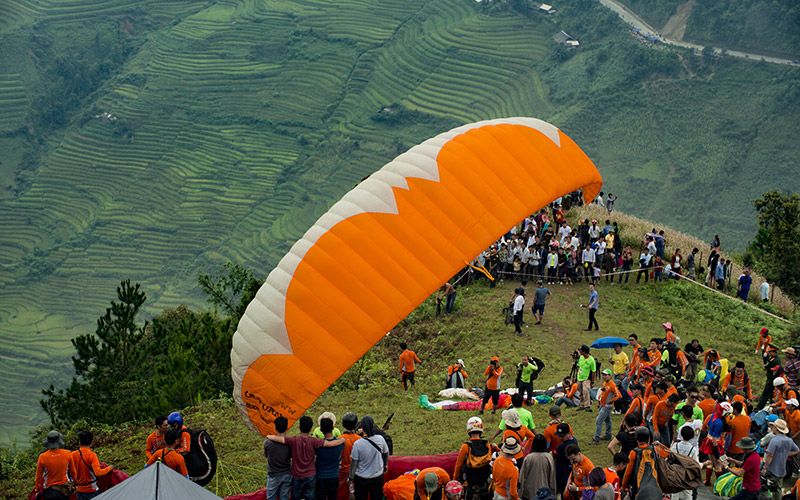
[231,117,603,435]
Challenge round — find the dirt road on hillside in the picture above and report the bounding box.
[598,0,799,67]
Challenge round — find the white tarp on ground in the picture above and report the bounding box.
[95,461,222,500]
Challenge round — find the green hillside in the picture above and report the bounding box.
[0,0,799,445]
[619,0,800,59]
[0,277,792,498]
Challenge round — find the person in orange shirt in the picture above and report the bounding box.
[446,359,468,389]
[594,370,621,443]
[652,394,680,444]
[662,323,676,343]
[624,383,645,425]
[500,409,534,460]
[71,430,113,498]
[663,376,679,401]
[770,377,798,415]
[642,340,662,370]
[543,406,573,452]
[621,428,664,496]
[639,366,655,398]
[479,356,503,415]
[697,385,717,419]
[35,431,74,499]
[564,444,594,500]
[627,334,642,380]
[493,438,520,500]
[338,412,361,500]
[784,399,800,440]
[147,428,189,477]
[644,381,665,423]
[415,467,450,500]
[755,327,772,354]
[453,416,499,484]
[398,342,423,391]
[145,415,169,461]
[725,401,752,458]
[720,361,753,400]
[167,412,191,455]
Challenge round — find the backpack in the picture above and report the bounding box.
[182,429,217,486]
[463,440,492,488]
[663,344,680,375]
[658,447,703,493]
[530,357,546,381]
[630,446,663,500]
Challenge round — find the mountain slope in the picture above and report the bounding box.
[0,0,798,445]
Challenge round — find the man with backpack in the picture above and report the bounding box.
[315,417,344,500]
[553,424,578,497]
[516,356,539,405]
[453,417,496,500]
[621,428,662,500]
[669,426,700,500]
[350,416,389,500]
[70,430,113,500]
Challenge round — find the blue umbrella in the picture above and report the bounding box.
[590,336,629,349]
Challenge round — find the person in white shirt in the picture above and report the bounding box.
[670,426,700,500]
[513,288,525,335]
[636,250,651,283]
[588,220,600,240]
[676,406,702,447]
[760,281,770,302]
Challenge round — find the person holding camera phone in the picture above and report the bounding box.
[479,357,504,415]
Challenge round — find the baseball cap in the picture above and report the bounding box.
[555,423,570,436]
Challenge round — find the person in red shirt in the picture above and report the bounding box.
[35,431,74,499]
[564,444,594,500]
[145,415,169,462]
[147,428,189,477]
[722,437,761,500]
[593,369,621,443]
[71,430,113,498]
[266,415,345,500]
[398,342,423,391]
[479,356,503,415]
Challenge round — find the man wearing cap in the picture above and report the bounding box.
[444,481,463,500]
[553,424,578,497]
[783,347,800,389]
[480,357,503,415]
[447,360,468,389]
[722,437,761,500]
[785,399,800,440]
[576,346,596,412]
[593,369,621,443]
[35,431,74,499]
[764,419,799,500]
[771,377,798,415]
[415,467,451,500]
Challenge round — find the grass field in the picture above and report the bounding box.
[0,275,792,498]
[0,0,798,446]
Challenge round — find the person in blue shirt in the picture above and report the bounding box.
[315,417,344,500]
[737,269,753,302]
[715,259,726,290]
[583,283,599,331]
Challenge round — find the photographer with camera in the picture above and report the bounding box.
[479,357,504,415]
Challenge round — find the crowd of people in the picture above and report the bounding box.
[460,194,770,307]
[392,322,800,500]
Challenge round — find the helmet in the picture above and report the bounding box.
[167,411,183,427]
[466,416,484,434]
[774,377,786,387]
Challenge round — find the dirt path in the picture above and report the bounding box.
[662,0,694,41]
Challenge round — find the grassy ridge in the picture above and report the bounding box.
[0,277,791,498]
[0,0,798,445]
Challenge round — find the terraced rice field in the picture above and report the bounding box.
[0,0,556,444]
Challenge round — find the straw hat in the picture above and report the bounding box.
[502,409,521,429]
[773,419,790,434]
[501,437,521,455]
